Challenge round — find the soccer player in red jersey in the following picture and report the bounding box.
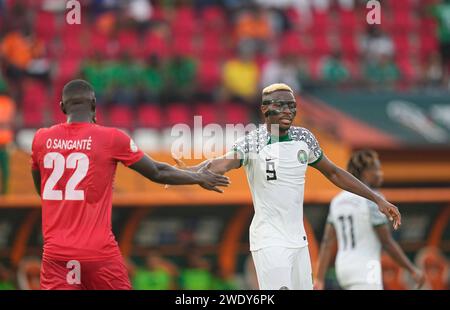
[31,79,230,290]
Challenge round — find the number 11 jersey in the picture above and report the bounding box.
[31,122,144,261]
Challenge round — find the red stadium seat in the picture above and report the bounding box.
[108,105,134,129]
[338,9,359,34]
[142,31,169,59]
[224,103,249,124]
[171,35,194,57]
[389,10,416,35]
[312,35,331,57]
[34,10,57,42]
[138,105,162,128]
[167,104,192,127]
[419,33,438,61]
[197,59,222,92]
[340,34,359,58]
[393,35,411,60]
[310,10,331,35]
[197,33,228,61]
[201,6,226,35]
[280,32,310,56]
[22,80,49,127]
[195,103,217,125]
[118,30,139,57]
[171,6,197,37]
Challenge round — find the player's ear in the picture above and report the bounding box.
[60,101,67,114]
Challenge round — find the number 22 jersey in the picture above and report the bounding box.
[31,123,144,261]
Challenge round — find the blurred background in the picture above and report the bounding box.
[0,0,449,290]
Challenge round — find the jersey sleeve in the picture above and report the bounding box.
[110,129,145,167]
[305,129,323,165]
[368,200,388,226]
[30,129,42,170]
[231,135,250,167]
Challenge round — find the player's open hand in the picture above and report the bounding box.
[197,162,230,193]
[377,200,401,230]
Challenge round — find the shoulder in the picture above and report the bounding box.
[288,126,318,142]
[233,125,269,153]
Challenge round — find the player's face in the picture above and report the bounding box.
[363,160,384,188]
[261,91,296,132]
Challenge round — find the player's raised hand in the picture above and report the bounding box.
[197,161,230,193]
[377,199,402,230]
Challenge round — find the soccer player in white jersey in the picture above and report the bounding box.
[173,83,401,290]
[315,150,425,290]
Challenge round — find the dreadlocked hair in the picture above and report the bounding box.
[347,149,379,181]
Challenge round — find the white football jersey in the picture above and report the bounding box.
[327,191,388,289]
[233,125,323,251]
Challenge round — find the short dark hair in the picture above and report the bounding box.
[62,79,94,103]
[347,149,379,180]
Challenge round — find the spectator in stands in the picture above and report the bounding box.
[234,5,272,53]
[0,83,14,195]
[364,53,400,89]
[17,257,41,290]
[163,54,197,104]
[132,252,179,290]
[81,53,108,105]
[260,47,301,93]
[179,246,214,290]
[107,52,141,107]
[140,54,164,104]
[321,51,350,87]
[360,26,394,63]
[222,40,259,106]
[431,0,450,81]
[1,25,32,101]
[127,0,152,34]
[415,246,449,290]
[422,52,445,90]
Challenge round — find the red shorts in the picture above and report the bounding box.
[40,255,131,290]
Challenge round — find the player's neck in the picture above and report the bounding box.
[67,113,94,124]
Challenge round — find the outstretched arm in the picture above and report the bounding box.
[129,155,230,193]
[312,154,401,229]
[172,152,242,175]
[375,224,425,288]
[315,223,338,290]
[31,169,41,197]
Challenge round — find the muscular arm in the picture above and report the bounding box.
[315,223,338,289]
[312,154,401,229]
[175,152,242,175]
[31,169,41,197]
[129,154,228,187]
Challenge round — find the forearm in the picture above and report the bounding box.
[383,240,416,273]
[316,243,334,282]
[327,167,382,204]
[152,161,201,185]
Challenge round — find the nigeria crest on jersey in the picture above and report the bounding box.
[297,150,308,164]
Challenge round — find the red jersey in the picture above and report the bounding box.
[31,123,144,261]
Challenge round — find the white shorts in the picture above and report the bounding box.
[251,246,313,290]
[341,283,383,290]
